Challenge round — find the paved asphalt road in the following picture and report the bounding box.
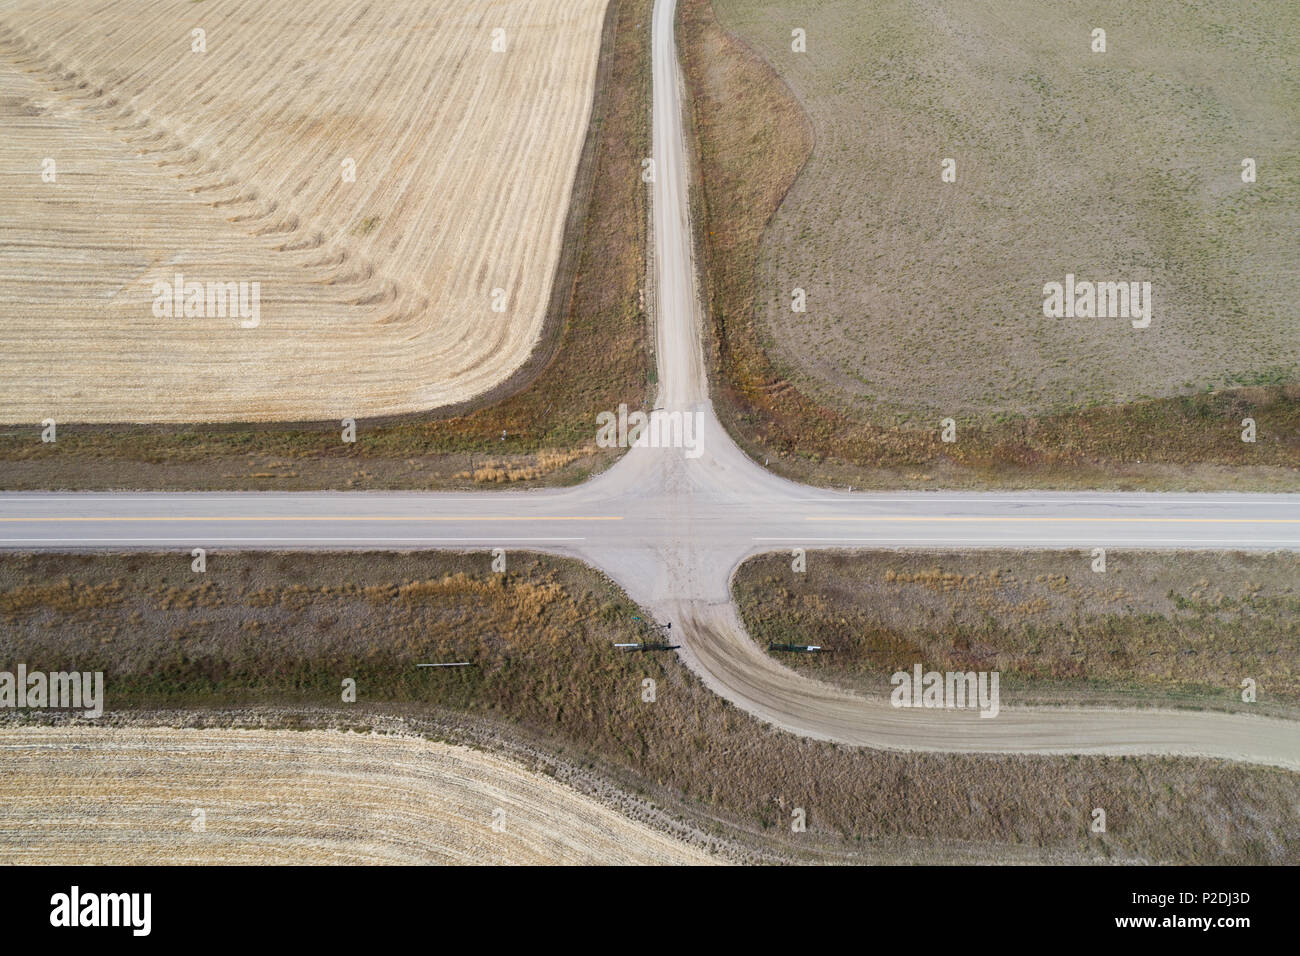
[1,0,1298,768]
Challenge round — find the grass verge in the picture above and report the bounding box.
[735,549,1300,716]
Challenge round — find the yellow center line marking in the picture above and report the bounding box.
[807,516,1300,524]
[0,516,624,523]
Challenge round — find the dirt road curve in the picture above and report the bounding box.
[674,600,1300,770]
[0,727,718,864]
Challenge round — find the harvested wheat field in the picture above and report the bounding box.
[0,0,609,423]
[0,726,718,864]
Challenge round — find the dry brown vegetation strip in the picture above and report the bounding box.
[681,0,1300,490]
[2,550,1297,863]
[735,549,1300,715]
[0,726,718,865]
[0,0,653,490]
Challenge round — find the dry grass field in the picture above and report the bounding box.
[735,550,1300,714]
[714,0,1299,423]
[0,726,717,864]
[2,549,1298,863]
[682,0,1300,489]
[0,0,609,423]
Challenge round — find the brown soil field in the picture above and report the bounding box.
[0,0,653,490]
[0,726,717,865]
[0,0,611,423]
[2,549,1297,863]
[682,0,1300,490]
[734,549,1300,715]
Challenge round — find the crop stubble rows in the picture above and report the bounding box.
[0,0,609,422]
[0,726,716,864]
